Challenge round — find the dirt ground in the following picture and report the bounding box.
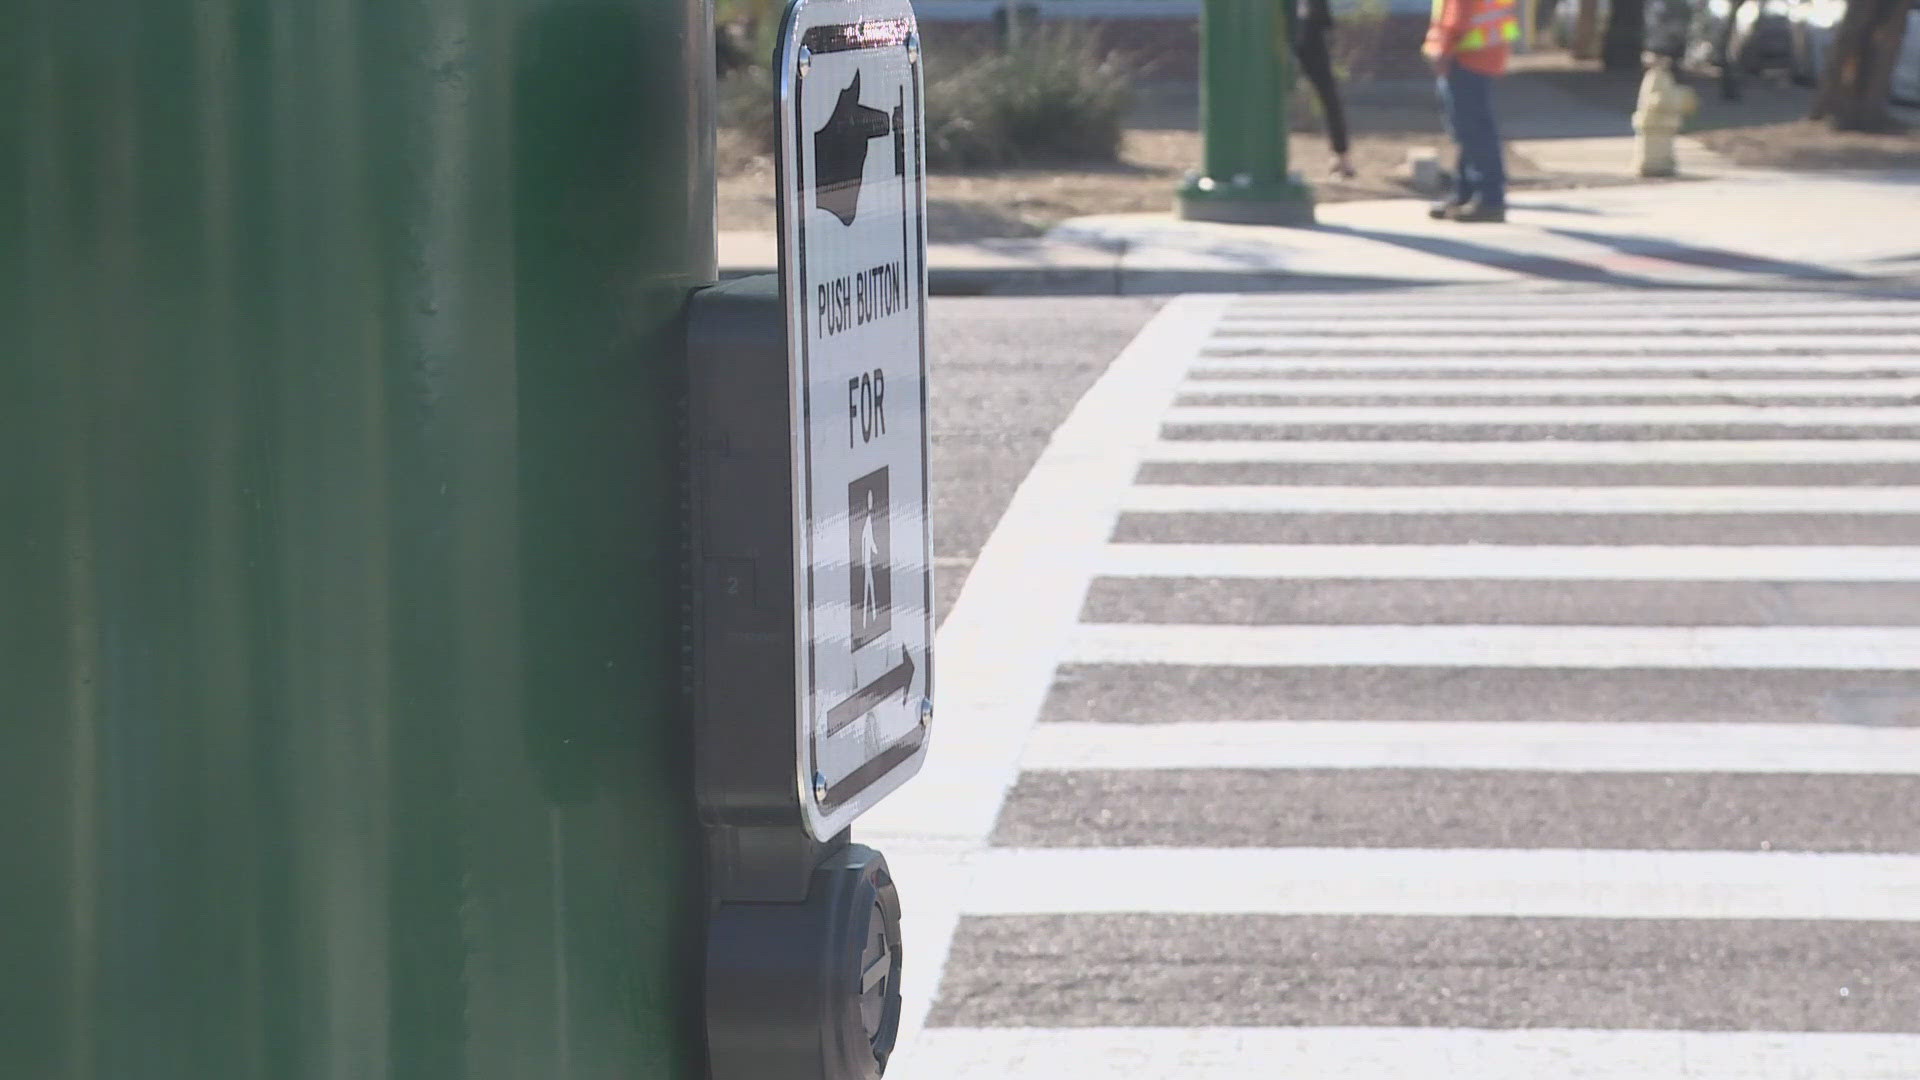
[718,50,1920,242]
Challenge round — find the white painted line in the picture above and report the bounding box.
[1067,624,1920,669]
[864,297,1224,844]
[1121,484,1920,513]
[1021,720,1920,774]
[1234,290,1907,302]
[1193,357,1920,373]
[1162,404,1920,426]
[1145,439,1920,463]
[1179,377,1920,397]
[1095,544,1920,581]
[1224,305,1920,318]
[1219,316,1920,335]
[963,847,1920,919]
[853,296,1230,1048]
[1230,296,1920,313]
[1194,335,1920,354]
[1222,305,1920,321]
[905,1027,1920,1080]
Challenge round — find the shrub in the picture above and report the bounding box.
[719,63,777,155]
[715,0,781,72]
[925,24,1135,169]
[719,22,1136,171]
[1327,0,1391,82]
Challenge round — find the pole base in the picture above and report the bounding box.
[1178,174,1316,227]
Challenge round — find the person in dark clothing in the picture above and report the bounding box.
[1714,0,1747,99]
[1293,0,1357,178]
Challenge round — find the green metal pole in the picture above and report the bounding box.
[1179,0,1317,224]
[1,1,713,1077]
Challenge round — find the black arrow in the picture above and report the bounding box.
[825,646,916,735]
[813,70,894,227]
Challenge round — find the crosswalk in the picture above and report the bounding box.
[863,291,1920,1080]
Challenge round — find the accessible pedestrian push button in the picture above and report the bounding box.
[705,845,904,1080]
[686,0,930,1074]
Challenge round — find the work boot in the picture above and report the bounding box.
[1428,199,1464,220]
[1445,199,1506,223]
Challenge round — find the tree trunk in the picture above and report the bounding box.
[1812,0,1911,130]
[1573,0,1603,58]
[1602,0,1649,68]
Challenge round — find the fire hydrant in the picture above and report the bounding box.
[1632,54,1699,177]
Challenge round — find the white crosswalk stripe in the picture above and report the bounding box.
[1067,623,1920,668]
[1200,334,1920,353]
[1225,296,1920,315]
[911,1028,1920,1080]
[1095,543,1920,580]
[962,847,1920,920]
[1161,403,1920,425]
[1191,356,1920,373]
[1021,720,1920,773]
[1144,439,1920,462]
[876,292,1920,1080]
[1122,483,1920,512]
[1179,377,1920,397]
[1215,316,1920,334]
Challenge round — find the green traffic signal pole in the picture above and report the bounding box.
[2,1,712,1077]
[1179,0,1317,225]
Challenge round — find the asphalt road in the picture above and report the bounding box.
[927,296,1163,625]
[888,288,1920,1080]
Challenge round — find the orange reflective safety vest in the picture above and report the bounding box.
[1424,0,1520,75]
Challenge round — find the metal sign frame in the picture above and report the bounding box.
[776,0,934,841]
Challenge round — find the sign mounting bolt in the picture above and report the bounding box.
[797,46,812,77]
[907,34,921,65]
[813,771,829,803]
[919,697,933,725]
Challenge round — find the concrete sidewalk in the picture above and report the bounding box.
[1052,170,1920,293]
[719,168,1920,294]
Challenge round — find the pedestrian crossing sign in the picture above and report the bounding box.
[778,0,934,840]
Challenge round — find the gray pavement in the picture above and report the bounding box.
[1042,665,1920,725]
[1111,510,1920,544]
[936,915,1920,1031]
[991,769,1920,850]
[873,288,1920,1080]
[927,296,1162,624]
[1079,578,1920,625]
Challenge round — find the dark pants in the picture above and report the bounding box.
[1437,64,1506,209]
[1715,0,1746,99]
[1293,23,1350,156]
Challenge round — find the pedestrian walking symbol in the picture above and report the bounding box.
[848,467,892,650]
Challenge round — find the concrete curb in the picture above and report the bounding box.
[717,263,1441,295]
[718,260,1920,297]
[720,263,1123,296]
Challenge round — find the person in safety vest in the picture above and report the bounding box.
[1423,0,1520,222]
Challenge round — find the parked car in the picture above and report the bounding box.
[1785,0,1845,85]
[1549,0,1607,50]
[1690,0,1796,73]
[1790,0,1920,105]
[1893,0,1920,104]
